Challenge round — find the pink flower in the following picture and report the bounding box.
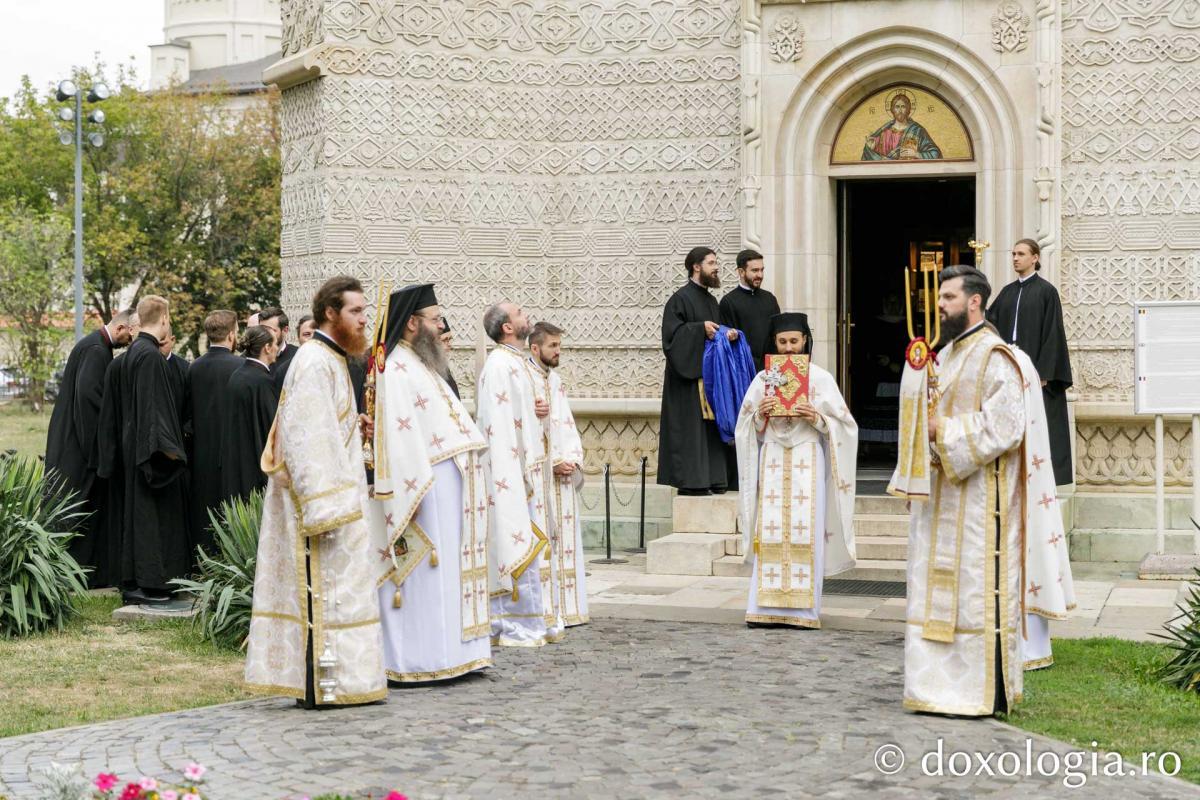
[119,784,143,800]
[95,773,120,792]
[385,793,408,800]
[139,777,158,791]
[182,794,201,800]
[183,763,206,781]
[161,792,178,800]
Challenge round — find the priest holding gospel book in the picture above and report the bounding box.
[734,313,859,629]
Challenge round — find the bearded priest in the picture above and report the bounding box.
[478,301,561,647]
[735,313,858,628]
[889,265,1027,717]
[244,276,386,708]
[367,283,492,682]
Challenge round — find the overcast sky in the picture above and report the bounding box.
[2,1,164,98]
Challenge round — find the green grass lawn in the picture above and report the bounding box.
[1004,637,1200,785]
[0,594,249,739]
[0,403,50,460]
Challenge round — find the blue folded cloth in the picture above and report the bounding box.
[702,325,757,443]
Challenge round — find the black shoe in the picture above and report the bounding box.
[711,487,728,495]
[678,488,711,496]
[123,588,172,604]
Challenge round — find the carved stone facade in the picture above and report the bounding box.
[272,0,1196,496]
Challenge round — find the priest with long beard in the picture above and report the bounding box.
[244,275,386,708]
[367,283,492,682]
[478,301,561,647]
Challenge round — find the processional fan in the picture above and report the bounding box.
[901,239,990,409]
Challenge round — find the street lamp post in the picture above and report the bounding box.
[55,78,108,341]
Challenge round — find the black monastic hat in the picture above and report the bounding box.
[767,312,813,356]
[383,283,438,356]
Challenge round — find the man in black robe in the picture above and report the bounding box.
[184,310,243,552]
[118,296,192,603]
[45,307,137,587]
[719,249,781,371]
[260,306,295,393]
[93,324,135,589]
[986,238,1074,486]
[221,325,280,502]
[657,247,739,495]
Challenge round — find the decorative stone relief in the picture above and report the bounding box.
[1060,0,1200,403]
[992,2,1031,53]
[1076,421,1193,489]
[578,417,660,476]
[766,15,803,63]
[278,0,743,433]
[282,0,324,56]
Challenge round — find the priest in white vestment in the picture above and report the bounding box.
[528,322,589,627]
[1008,345,1077,670]
[478,302,562,647]
[367,283,492,682]
[245,276,387,708]
[735,313,858,628]
[889,265,1026,717]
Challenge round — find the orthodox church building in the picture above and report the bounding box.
[264,0,1198,560]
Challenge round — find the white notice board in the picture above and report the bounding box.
[1135,301,1200,415]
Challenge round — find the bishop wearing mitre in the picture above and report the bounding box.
[367,283,492,682]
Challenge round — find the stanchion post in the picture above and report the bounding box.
[590,462,627,565]
[624,455,648,554]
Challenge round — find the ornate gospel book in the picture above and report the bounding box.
[763,354,811,417]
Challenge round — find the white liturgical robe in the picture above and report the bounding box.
[244,335,386,706]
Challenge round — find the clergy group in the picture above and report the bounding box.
[656,242,1075,719]
[241,278,590,707]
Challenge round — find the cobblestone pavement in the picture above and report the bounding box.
[2,620,1197,800]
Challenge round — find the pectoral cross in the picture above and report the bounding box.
[967,238,990,267]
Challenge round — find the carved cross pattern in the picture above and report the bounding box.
[495,479,510,492]
[430,434,445,449]
[396,416,413,431]
[404,478,419,492]
[1038,493,1055,510]
[495,391,509,405]
[1028,582,1042,597]
[414,394,429,410]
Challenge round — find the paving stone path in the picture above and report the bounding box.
[2,619,1196,799]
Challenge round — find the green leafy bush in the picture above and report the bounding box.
[1156,553,1200,693]
[171,491,262,649]
[0,454,88,637]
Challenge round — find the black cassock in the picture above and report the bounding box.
[118,333,192,592]
[270,341,297,394]
[657,281,729,491]
[718,285,781,371]
[184,345,244,551]
[220,361,279,503]
[987,272,1074,486]
[46,329,115,586]
[92,355,127,588]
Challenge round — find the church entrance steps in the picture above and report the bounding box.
[855,535,908,561]
[854,493,908,515]
[671,493,738,534]
[645,532,733,576]
[713,555,752,578]
[853,512,909,537]
[838,559,908,583]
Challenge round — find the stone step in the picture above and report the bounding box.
[854,494,908,515]
[838,559,908,583]
[852,513,910,537]
[646,532,730,576]
[714,555,752,578]
[725,534,744,557]
[672,493,739,534]
[856,535,909,560]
